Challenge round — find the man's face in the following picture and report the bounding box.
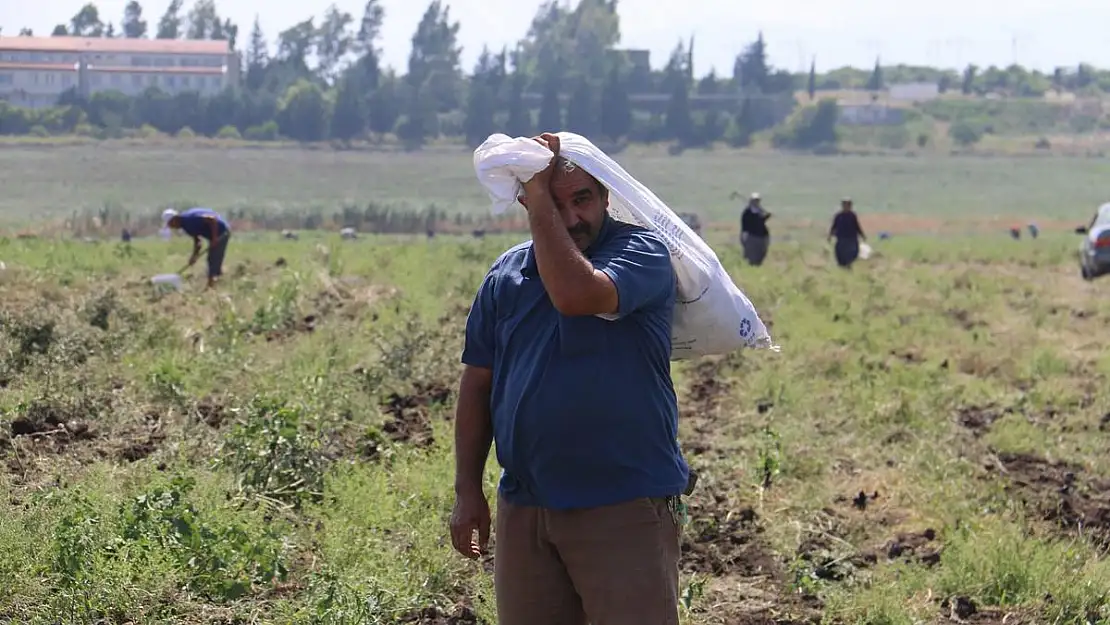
[168,216,182,228]
[549,164,608,251]
[752,198,762,208]
[841,202,852,212]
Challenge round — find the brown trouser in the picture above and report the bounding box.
[494,495,681,625]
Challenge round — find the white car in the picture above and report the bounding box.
[1079,203,1110,280]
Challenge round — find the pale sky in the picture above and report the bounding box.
[1,0,1103,76]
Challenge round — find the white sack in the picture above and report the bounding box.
[151,273,183,291]
[473,132,778,360]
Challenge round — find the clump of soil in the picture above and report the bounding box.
[946,308,984,331]
[937,596,1035,624]
[263,315,319,342]
[10,414,84,438]
[118,434,164,462]
[258,283,398,343]
[796,523,940,583]
[890,349,925,364]
[380,382,452,447]
[681,354,737,456]
[3,392,170,478]
[837,490,880,511]
[313,281,399,322]
[686,358,732,417]
[796,497,940,584]
[114,412,167,463]
[941,595,978,620]
[876,528,941,566]
[680,355,746,449]
[194,396,230,428]
[992,451,1110,546]
[311,288,345,318]
[397,605,479,624]
[957,404,1010,436]
[681,495,765,576]
[795,532,877,582]
[7,396,102,455]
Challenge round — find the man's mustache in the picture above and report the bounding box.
[567,223,591,237]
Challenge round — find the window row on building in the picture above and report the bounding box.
[0,70,226,94]
[0,51,226,69]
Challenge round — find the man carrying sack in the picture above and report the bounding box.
[451,133,692,625]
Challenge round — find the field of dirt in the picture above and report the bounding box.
[0,229,1108,624]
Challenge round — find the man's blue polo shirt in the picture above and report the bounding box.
[179,207,230,240]
[461,217,689,510]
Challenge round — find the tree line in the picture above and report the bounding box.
[3,0,1110,148]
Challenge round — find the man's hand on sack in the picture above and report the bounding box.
[519,133,562,208]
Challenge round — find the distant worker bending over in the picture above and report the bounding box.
[740,192,772,266]
[828,197,866,268]
[162,207,232,289]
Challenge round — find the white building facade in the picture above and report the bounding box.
[0,36,239,109]
[888,82,940,102]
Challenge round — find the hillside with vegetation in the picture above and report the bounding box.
[3,0,1110,154]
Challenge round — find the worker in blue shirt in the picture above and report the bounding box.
[449,133,689,625]
[162,207,232,289]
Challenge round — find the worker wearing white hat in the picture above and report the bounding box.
[740,192,772,266]
[162,207,232,289]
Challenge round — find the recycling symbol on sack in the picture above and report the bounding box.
[739,318,751,337]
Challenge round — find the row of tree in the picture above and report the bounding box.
[3,0,1109,146]
[0,0,803,146]
[12,0,1110,95]
[0,68,806,149]
[9,0,239,45]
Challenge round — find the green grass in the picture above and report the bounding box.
[2,144,1109,228]
[0,230,1108,624]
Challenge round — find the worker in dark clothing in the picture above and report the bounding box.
[828,198,866,268]
[740,192,772,266]
[162,207,232,289]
